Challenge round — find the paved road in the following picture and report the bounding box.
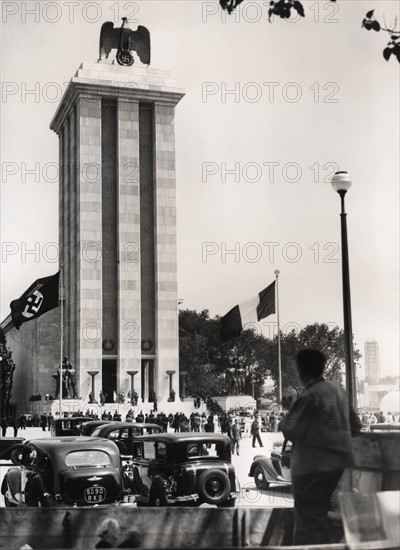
[0,427,293,508]
[232,431,293,508]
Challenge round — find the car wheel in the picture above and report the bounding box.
[149,480,168,507]
[254,464,270,490]
[198,469,231,506]
[11,448,24,465]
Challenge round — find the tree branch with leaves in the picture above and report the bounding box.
[219,0,400,63]
[362,10,400,62]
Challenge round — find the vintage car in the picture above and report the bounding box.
[50,416,96,437]
[0,437,25,462]
[248,439,292,489]
[79,420,114,436]
[89,422,161,456]
[1,437,132,507]
[126,433,238,507]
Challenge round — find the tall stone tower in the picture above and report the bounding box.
[365,339,380,382]
[50,62,185,404]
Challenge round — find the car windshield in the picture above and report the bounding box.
[65,450,112,467]
[172,441,230,463]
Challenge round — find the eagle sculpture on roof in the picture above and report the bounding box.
[99,18,151,66]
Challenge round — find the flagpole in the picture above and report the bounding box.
[274,270,282,411]
[59,263,64,417]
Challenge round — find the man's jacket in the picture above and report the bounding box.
[280,378,361,478]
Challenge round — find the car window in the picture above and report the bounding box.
[65,450,112,467]
[144,426,159,434]
[155,442,167,461]
[142,441,156,460]
[108,430,120,440]
[184,442,230,461]
[120,429,129,439]
[283,441,292,453]
[91,428,101,437]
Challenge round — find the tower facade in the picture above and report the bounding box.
[50,63,185,404]
[365,339,380,382]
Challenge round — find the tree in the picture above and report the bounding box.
[179,312,362,404]
[264,323,362,399]
[179,309,228,398]
[0,328,16,417]
[219,0,400,64]
[179,309,272,399]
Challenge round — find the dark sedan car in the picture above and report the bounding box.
[1,437,132,507]
[248,439,292,489]
[79,420,114,436]
[50,416,96,437]
[127,433,238,507]
[90,422,161,456]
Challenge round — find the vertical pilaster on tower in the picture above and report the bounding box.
[117,97,141,398]
[51,63,185,405]
[154,104,179,402]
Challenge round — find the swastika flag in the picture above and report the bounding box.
[220,281,275,342]
[10,272,60,330]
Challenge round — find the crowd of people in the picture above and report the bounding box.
[0,413,56,436]
[358,409,398,430]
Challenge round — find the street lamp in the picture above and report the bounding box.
[274,269,282,410]
[331,171,356,408]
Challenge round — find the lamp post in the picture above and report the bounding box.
[331,171,357,409]
[274,269,282,411]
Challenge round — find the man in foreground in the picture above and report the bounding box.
[280,348,361,545]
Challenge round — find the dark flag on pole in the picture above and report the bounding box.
[10,272,60,330]
[220,281,276,342]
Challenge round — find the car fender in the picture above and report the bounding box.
[0,441,25,461]
[249,457,279,482]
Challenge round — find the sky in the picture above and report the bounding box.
[0,0,399,378]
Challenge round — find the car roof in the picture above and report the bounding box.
[80,420,113,431]
[94,422,161,433]
[27,437,119,455]
[136,433,231,444]
[52,417,93,423]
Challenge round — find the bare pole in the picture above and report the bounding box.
[274,270,282,411]
[59,264,64,416]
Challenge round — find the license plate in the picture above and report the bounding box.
[84,486,106,503]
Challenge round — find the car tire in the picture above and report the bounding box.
[198,469,231,506]
[10,447,24,465]
[149,480,168,507]
[254,464,270,490]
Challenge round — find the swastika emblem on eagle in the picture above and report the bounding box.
[22,290,44,318]
[99,17,150,67]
